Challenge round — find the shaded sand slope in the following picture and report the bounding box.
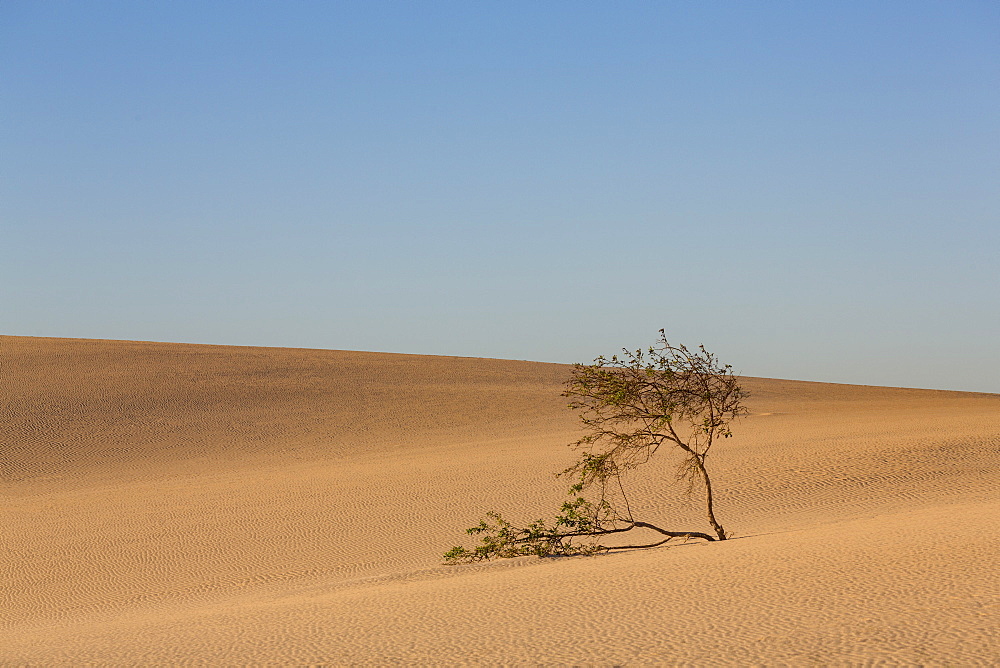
[1,335,575,486]
[2,336,998,664]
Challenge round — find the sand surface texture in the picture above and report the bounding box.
[3,336,998,664]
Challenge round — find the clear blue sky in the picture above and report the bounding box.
[3,1,998,392]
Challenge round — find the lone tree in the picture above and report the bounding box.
[444,330,747,563]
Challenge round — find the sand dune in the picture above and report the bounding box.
[2,335,998,664]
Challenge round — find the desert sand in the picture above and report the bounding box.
[2,335,998,665]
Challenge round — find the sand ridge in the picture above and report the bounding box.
[2,335,998,663]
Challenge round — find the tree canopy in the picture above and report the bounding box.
[444,330,746,564]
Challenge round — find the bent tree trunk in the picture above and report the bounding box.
[695,455,727,540]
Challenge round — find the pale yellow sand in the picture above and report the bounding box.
[2,336,998,664]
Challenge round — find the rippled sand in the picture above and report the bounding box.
[2,335,998,664]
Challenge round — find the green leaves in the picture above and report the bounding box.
[442,497,607,564]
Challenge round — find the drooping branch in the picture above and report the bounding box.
[507,520,716,548]
[629,521,715,542]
